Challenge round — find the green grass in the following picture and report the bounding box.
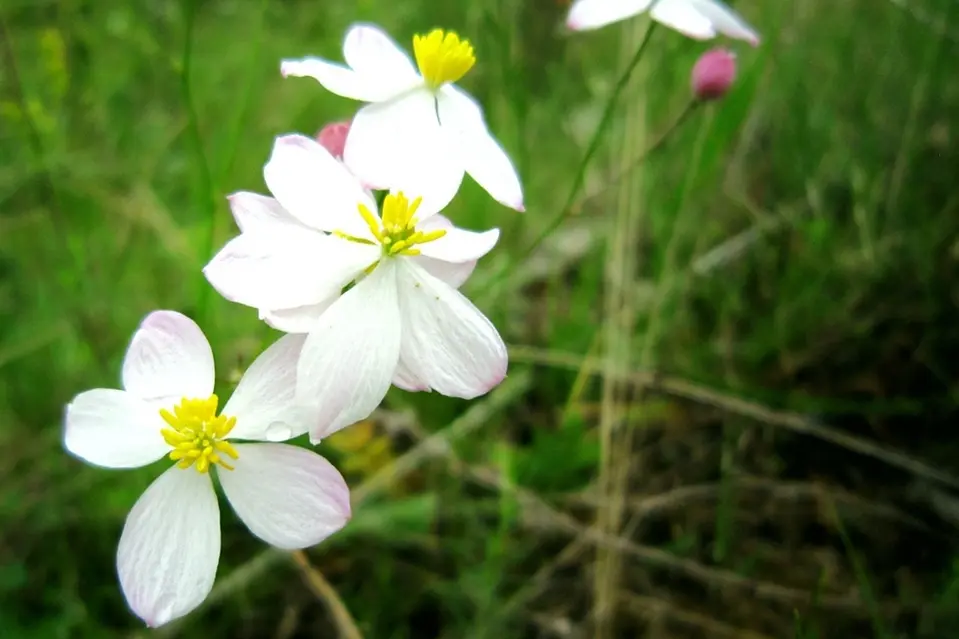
[3,0,959,637]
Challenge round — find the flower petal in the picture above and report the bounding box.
[417,226,499,264]
[263,134,377,238]
[122,311,215,401]
[392,356,429,392]
[342,24,421,93]
[223,334,309,441]
[117,467,219,628]
[650,0,715,39]
[296,260,402,442]
[259,299,336,334]
[227,192,310,235]
[566,0,653,31]
[414,256,477,289]
[437,86,524,211]
[411,214,478,288]
[344,90,463,211]
[689,0,760,44]
[280,57,401,102]
[63,389,168,469]
[396,261,507,398]
[203,230,373,312]
[220,443,350,549]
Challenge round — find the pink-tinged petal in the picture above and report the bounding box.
[263,134,377,239]
[567,0,653,31]
[117,467,219,628]
[437,86,524,211]
[220,443,350,549]
[689,0,760,44]
[63,389,168,469]
[203,231,374,313]
[392,356,429,392]
[396,261,507,399]
[227,192,310,235]
[417,227,499,264]
[122,311,215,401]
[297,260,402,443]
[650,0,715,39]
[259,299,336,334]
[344,90,462,202]
[222,334,309,441]
[280,57,400,103]
[414,256,477,289]
[342,23,421,95]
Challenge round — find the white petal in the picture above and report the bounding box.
[117,467,219,628]
[689,0,760,44]
[122,311,215,401]
[412,217,479,288]
[227,192,310,235]
[223,334,309,441]
[566,0,653,31]
[263,134,377,238]
[396,261,507,398]
[342,24,421,94]
[414,256,477,289]
[259,299,336,334]
[64,389,168,469]
[296,260,402,442]
[437,86,524,211]
[220,443,350,549]
[651,0,716,39]
[204,231,372,312]
[417,226,499,264]
[392,356,429,392]
[280,57,402,103]
[344,90,464,209]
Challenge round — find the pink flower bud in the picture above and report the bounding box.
[691,49,737,101]
[315,120,351,159]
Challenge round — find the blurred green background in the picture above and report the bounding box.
[3,0,959,637]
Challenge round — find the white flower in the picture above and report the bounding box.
[63,311,351,628]
[280,23,525,212]
[203,134,508,442]
[567,0,759,44]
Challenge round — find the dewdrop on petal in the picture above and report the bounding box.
[691,48,737,101]
[316,120,351,159]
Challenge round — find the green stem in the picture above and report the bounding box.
[474,23,658,299]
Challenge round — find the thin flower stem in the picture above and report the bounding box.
[572,100,700,215]
[473,23,658,299]
[290,550,364,639]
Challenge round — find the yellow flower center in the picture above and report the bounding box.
[413,29,476,90]
[160,395,239,473]
[337,192,447,259]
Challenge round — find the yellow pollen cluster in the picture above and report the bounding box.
[356,192,447,257]
[413,29,476,90]
[160,395,239,473]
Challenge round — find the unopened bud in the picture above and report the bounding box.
[315,120,351,159]
[691,48,737,101]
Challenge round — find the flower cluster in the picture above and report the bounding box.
[62,5,759,628]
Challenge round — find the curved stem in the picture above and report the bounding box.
[474,22,658,299]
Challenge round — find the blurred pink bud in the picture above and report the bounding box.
[691,49,737,101]
[315,120,351,159]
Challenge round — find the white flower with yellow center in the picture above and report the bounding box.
[567,0,759,44]
[280,23,525,212]
[203,134,507,442]
[63,311,351,628]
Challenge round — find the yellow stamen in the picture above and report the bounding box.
[413,29,476,90]
[158,395,239,474]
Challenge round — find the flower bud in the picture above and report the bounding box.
[691,48,737,101]
[315,120,351,159]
